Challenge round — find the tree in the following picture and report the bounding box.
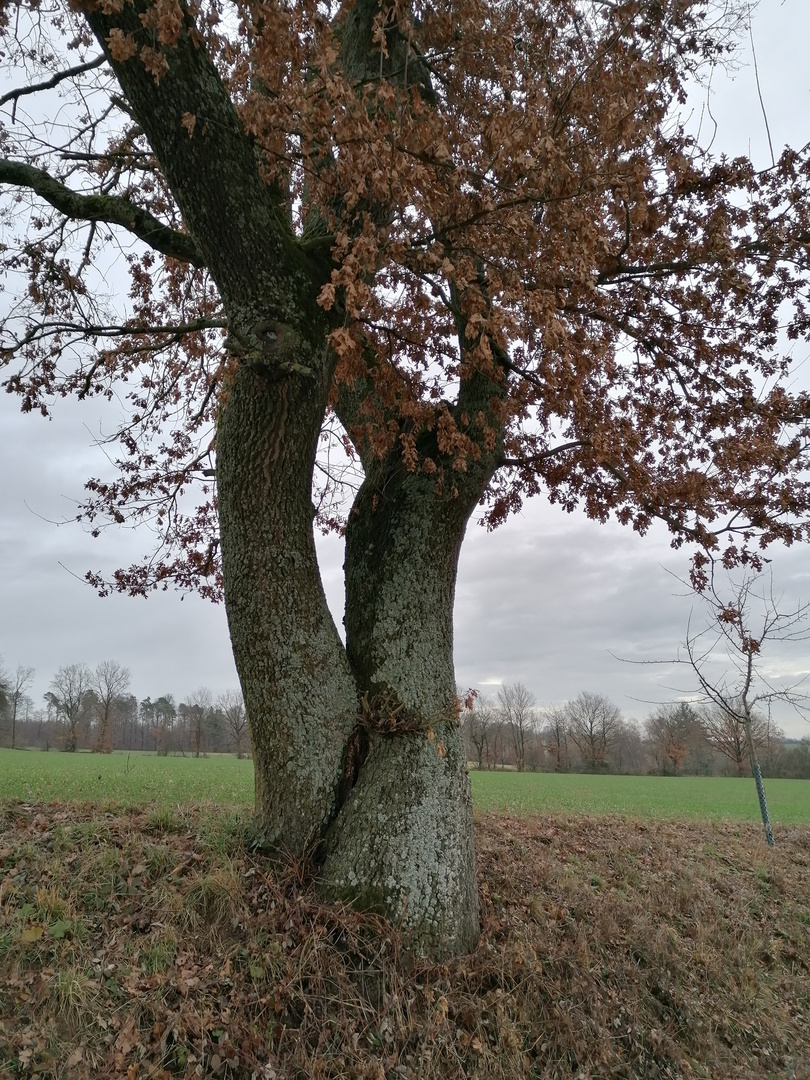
[92,660,131,753]
[462,693,497,770]
[699,701,771,776]
[7,665,35,750]
[4,0,810,955]
[541,707,570,773]
[498,682,536,772]
[611,717,645,774]
[0,659,9,718]
[183,687,213,758]
[645,702,700,776]
[139,698,156,750]
[682,571,805,845]
[152,695,177,755]
[781,738,810,780]
[759,714,785,776]
[47,664,93,752]
[217,689,250,758]
[118,694,139,750]
[487,709,508,770]
[564,692,623,772]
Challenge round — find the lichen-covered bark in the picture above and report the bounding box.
[320,719,478,958]
[321,453,497,953]
[217,360,358,850]
[344,467,469,716]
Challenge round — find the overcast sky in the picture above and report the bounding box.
[2,0,810,737]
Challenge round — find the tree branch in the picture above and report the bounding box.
[499,441,585,468]
[0,158,205,266]
[0,55,107,114]
[82,0,315,309]
[3,317,226,365]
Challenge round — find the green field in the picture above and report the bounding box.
[0,749,255,808]
[1,748,809,823]
[470,769,810,823]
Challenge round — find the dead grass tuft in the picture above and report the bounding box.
[0,803,808,1079]
[47,966,101,1026]
[182,862,245,931]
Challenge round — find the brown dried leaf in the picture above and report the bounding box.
[106,28,137,63]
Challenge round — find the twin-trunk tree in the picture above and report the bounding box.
[3,0,810,956]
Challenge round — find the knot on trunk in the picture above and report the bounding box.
[355,689,462,736]
[335,692,460,811]
[224,316,314,379]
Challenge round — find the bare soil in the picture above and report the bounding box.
[1,803,808,1079]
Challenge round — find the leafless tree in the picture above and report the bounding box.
[218,689,249,758]
[645,702,701,776]
[611,718,646,774]
[463,694,498,770]
[498,682,537,772]
[564,692,623,772]
[0,658,9,716]
[46,663,93,752]
[490,712,508,769]
[681,570,809,846]
[541,706,570,773]
[3,663,34,749]
[698,701,773,776]
[760,714,785,775]
[92,660,131,753]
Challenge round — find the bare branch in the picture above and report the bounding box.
[0,158,205,266]
[500,441,584,468]
[4,316,226,352]
[0,55,107,114]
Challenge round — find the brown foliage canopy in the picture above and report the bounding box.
[3,0,810,592]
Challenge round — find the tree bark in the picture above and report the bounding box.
[320,717,478,957]
[319,459,490,955]
[217,361,359,852]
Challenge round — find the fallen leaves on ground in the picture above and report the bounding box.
[0,802,808,1079]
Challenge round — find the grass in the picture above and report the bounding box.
[0,749,255,808]
[470,770,810,824]
[1,749,809,824]
[1,802,808,1079]
[1,751,808,1075]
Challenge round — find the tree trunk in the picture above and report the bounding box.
[64,722,78,753]
[217,361,359,851]
[319,463,486,956]
[744,716,775,847]
[320,718,478,957]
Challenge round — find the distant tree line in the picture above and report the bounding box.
[0,656,249,757]
[461,684,810,780]
[3,657,808,777]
